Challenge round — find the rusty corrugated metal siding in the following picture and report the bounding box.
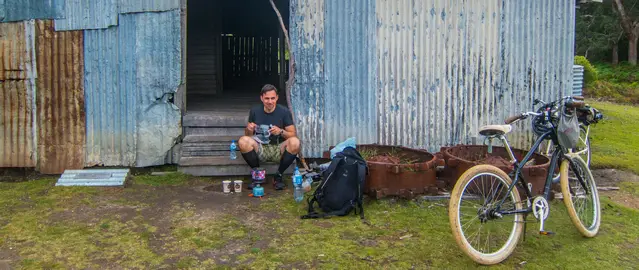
[84,10,182,167]
[35,20,85,174]
[0,0,65,22]
[119,0,180,13]
[54,0,118,31]
[292,0,576,157]
[0,21,36,167]
[290,0,326,157]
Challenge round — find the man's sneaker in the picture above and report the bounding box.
[273,173,286,190]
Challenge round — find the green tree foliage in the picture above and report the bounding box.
[576,2,623,61]
[576,0,639,64]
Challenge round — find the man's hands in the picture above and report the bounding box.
[268,125,283,136]
[245,122,257,136]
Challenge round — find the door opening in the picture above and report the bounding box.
[186,0,290,111]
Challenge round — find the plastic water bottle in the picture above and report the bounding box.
[293,166,303,186]
[293,167,304,202]
[230,140,237,160]
[294,186,304,203]
[302,175,312,192]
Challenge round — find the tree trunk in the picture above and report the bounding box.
[612,43,619,65]
[630,35,638,65]
[613,0,639,65]
[268,0,309,170]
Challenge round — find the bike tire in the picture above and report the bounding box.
[560,155,601,237]
[449,165,524,265]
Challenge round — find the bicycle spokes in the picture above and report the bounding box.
[458,174,521,255]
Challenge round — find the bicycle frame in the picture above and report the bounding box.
[494,129,563,216]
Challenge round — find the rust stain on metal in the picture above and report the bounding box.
[35,20,86,174]
[0,21,36,168]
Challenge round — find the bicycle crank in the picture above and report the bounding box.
[532,196,554,236]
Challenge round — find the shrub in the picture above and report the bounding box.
[584,80,639,105]
[574,55,599,86]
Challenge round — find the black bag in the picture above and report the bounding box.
[301,147,368,220]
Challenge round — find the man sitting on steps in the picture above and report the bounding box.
[238,84,301,190]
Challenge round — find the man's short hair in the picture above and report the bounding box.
[261,84,278,96]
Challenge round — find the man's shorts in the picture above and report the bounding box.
[257,143,282,163]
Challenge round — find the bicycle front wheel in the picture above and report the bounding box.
[560,155,601,237]
[449,165,524,265]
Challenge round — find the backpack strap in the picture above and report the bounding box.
[301,196,321,219]
[356,161,367,220]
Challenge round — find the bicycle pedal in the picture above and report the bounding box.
[539,230,555,236]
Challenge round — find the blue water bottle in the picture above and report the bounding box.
[230,140,237,160]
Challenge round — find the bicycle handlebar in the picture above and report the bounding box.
[504,112,542,124]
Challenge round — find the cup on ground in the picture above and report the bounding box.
[222,180,231,193]
[233,180,243,193]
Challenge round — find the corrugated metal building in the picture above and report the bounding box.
[1,0,577,173]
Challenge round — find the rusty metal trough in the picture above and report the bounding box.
[324,144,439,199]
[441,145,551,196]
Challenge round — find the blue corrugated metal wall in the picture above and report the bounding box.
[119,0,179,14]
[324,0,378,148]
[0,0,65,22]
[290,0,326,157]
[55,0,118,31]
[84,26,137,166]
[84,9,182,167]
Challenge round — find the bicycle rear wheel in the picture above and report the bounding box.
[449,165,524,265]
[560,155,600,237]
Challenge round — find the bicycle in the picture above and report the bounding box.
[448,96,601,265]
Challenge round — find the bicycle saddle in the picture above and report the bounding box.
[479,125,512,137]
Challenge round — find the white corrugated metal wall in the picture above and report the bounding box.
[291,0,576,157]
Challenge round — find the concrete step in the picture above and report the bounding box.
[177,156,294,176]
[183,111,248,127]
[183,135,241,143]
[179,156,246,166]
[182,151,228,157]
[179,163,284,177]
[185,127,245,137]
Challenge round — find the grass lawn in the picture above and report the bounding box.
[1,172,639,269]
[588,101,639,174]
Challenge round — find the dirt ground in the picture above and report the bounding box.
[0,171,298,268]
[592,169,639,210]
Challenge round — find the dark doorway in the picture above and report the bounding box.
[186,0,290,111]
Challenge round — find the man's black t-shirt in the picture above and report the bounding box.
[248,104,294,145]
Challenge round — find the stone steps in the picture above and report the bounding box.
[177,134,291,176]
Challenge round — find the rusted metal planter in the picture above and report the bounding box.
[441,145,550,196]
[358,144,439,199]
